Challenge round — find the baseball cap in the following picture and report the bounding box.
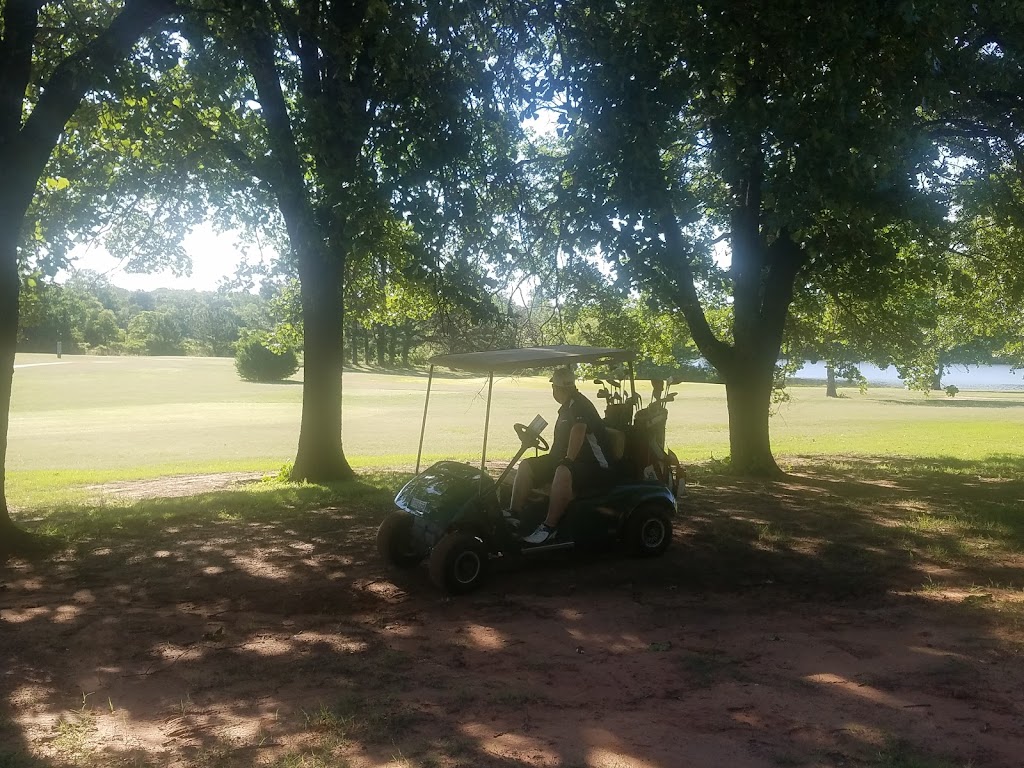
[549,367,575,387]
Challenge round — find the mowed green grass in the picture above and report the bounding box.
[8,353,1024,504]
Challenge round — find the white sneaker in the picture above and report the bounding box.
[523,523,556,544]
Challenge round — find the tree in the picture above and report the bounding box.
[1,0,179,550]
[910,3,1024,381]
[179,0,522,482]
[124,310,182,354]
[83,307,121,348]
[530,256,701,373]
[786,221,1024,397]
[781,230,945,399]
[784,289,870,398]
[537,0,953,474]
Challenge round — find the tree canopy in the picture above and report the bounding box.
[514,0,1023,473]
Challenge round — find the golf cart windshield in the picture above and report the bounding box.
[415,345,636,476]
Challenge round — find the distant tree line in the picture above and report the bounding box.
[16,269,580,367]
[17,271,267,357]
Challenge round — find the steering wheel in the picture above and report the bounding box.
[514,422,549,452]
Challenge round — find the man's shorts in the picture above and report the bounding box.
[521,454,612,495]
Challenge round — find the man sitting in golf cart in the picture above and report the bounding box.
[510,366,616,544]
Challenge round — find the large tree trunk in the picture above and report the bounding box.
[0,221,39,556]
[826,365,838,398]
[0,118,34,549]
[654,169,804,475]
[723,364,778,475]
[720,159,796,477]
[245,28,354,483]
[0,224,22,549]
[292,249,353,481]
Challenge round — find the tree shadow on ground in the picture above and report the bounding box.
[732,454,1024,589]
[2,459,1022,767]
[785,454,1024,548]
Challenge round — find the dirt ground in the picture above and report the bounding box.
[2,468,1023,768]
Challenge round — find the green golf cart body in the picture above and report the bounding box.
[376,345,684,594]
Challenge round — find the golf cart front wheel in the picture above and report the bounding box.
[429,531,490,594]
[377,511,424,569]
[626,504,673,557]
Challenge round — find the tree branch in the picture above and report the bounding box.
[760,229,808,355]
[928,116,1024,177]
[0,1,43,144]
[264,0,300,55]
[292,0,322,95]
[654,193,732,371]
[168,101,269,190]
[15,0,181,205]
[240,22,322,267]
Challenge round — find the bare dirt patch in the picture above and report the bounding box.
[3,467,1023,767]
[81,472,269,501]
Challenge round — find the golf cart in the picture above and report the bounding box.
[376,345,685,594]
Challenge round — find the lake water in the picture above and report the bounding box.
[790,361,1024,391]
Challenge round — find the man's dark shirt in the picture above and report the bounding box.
[550,390,613,468]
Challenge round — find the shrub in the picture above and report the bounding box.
[945,384,960,398]
[234,335,299,382]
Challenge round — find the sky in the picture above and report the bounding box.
[61,217,730,297]
[63,224,265,293]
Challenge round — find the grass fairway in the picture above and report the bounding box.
[10,353,1024,481]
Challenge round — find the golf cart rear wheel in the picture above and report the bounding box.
[377,511,424,569]
[429,531,489,594]
[626,504,673,557]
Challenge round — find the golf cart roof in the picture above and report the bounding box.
[428,345,635,374]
